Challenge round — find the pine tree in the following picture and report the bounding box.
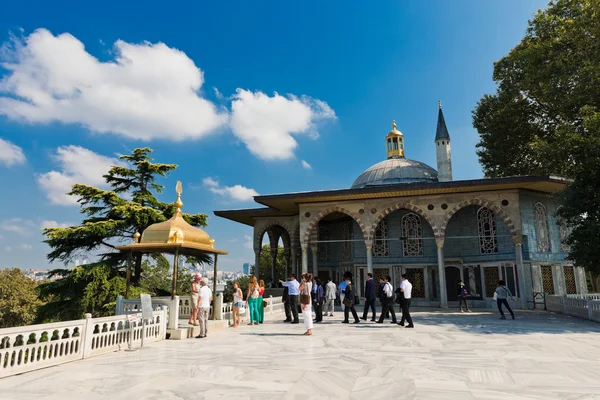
[38,148,210,321]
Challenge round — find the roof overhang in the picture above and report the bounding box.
[115,242,228,256]
[214,175,570,226]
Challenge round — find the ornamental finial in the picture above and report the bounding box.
[438,100,442,109]
[174,181,183,213]
[392,120,396,130]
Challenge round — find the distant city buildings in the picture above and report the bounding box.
[242,263,250,275]
[21,269,60,282]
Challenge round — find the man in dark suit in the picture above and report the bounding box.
[282,280,292,322]
[361,273,377,321]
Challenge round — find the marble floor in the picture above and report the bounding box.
[2,309,600,399]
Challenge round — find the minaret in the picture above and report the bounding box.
[435,101,452,182]
[386,120,404,159]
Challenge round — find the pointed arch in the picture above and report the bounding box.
[440,198,519,237]
[254,220,295,250]
[369,203,439,240]
[303,206,368,246]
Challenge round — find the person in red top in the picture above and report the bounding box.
[258,279,266,323]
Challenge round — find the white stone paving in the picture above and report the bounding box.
[2,309,600,399]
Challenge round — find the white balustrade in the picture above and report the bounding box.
[546,294,600,323]
[0,308,167,379]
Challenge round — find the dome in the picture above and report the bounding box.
[351,158,438,189]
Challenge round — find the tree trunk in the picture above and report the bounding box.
[133,253,143,284]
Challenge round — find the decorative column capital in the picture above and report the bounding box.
[511,235,523,246]
[254,247,262,256]
[435,237,445,249]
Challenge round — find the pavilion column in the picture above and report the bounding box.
[270,246,278,283]
[254,248,261,280]
[311,246,318,278]
[436,238,448,308]
[171,247,180,300]
[365,240,373,275]
[290,248,296,279]
[301,245,308,274]
[512,235,527,309]
[212,254,218,320]
[284,249,291,280]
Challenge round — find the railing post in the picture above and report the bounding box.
[588,299,594,321]
[82,313,94,359]
[168,296,179,330]
[115,295,123,315]
[215,293,224,320]
[269,295,273,315]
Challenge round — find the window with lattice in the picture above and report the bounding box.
[534,202,551,253]
[404,268,425,298]
[373,218,389,257]
[541,265,555,294]
[563,266,577,294]
[341,223,351,261]
[477,207,499,254]
[318,226,329,261]
[484,266,500,297]
[556,207,571,252]
[402,213,423,257]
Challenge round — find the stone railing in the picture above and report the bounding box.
[0,308,167,379]
[567,293,600,300]
[546,294,600,323]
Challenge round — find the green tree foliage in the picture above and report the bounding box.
[139,256,193,297]
[0,268,43,328]
[473,0,600,274]
[38,148,210,321]
[249,245,287,283]
[223,275,251,303]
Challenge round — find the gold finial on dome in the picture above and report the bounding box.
[386,119,405,159]
[174,181,184,214]
[133,232,141,243]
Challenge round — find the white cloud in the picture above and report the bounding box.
[0,29,228,141]
[37,145,123,205]
[244,235,253,249]
[0,138,26,166]
[0,29,336,160]
[41,220,71,229]
[19,244,33,250]
[202,177,219,187]
[230,89,336,160]
[0,218,36,236]
[5,246,11,252]
[301,160,312,170]
[204,177,258,202]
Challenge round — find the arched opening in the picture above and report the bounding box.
[254,224,292,284]
[309,211,366,289]
[444,204,519,302]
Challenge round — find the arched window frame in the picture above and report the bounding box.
[341,223,351,261]
[402,212,423,257]
[318,226,329,261]
[373,218,389,257]
[477,207,499,254]
[534,202,551,253]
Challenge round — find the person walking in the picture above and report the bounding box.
[280,274,300,324]
[495,280,515,320]
[377,278,390,320]
[399,274,414,328]
[377,276,397,324]
[361,273,377,321]
[313,278,325,323]
[324,278,337,317]
[282,280,292,322]
[231,281,244,328]
[246,276,260,325]
[195,278,212,338]
[299,273,313,335]
[341,276,360,324]
[189,275,201,326]
[457,281,471,312]
[258,279,266,324]
[338,277,348,307]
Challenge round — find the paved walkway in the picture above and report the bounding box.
[2,309,600,399]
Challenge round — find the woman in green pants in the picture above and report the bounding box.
[246,276,260,325]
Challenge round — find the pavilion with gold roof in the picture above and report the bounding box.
[216,103,586,310]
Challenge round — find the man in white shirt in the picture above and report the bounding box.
[325,278,337,316]
[376,275,397,324]
[196,278,213,339]
[399,274,414,328]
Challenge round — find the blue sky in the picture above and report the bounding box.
[0,0,547,272]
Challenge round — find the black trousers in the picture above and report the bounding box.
[379,300,390,318]
[400,298,413,325]
[288,295,299,322]
[344,304,359,322]
[283,299,291,321]
[378,301,397,323]
[314,301,323,322]
[362,298,376,320]
[458,296,470,310]
[497,299,514,317]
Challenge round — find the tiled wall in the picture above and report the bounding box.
[519,193,567,262]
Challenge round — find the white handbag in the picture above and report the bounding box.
[492,292,497,301]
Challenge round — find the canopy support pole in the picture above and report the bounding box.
[125,251,133,298]
[171,247,180,300]
[212,254,219,320]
